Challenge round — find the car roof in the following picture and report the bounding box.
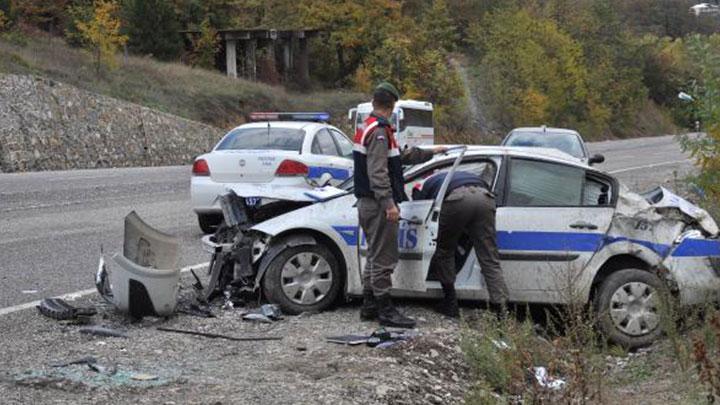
[425,145,594,171]
[227,121,333,133]
[510,127,580,135]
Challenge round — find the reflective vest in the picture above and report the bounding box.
[353,113,407,203]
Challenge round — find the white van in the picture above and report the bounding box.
[349,100,434,149]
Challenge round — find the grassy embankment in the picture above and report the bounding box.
[0,32,365,132]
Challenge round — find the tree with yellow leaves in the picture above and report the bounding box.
[75,0,128,74]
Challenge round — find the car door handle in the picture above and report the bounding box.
[569,221,598,230]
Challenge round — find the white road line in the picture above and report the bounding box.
[608,159,693,174]
[0,261,209,317]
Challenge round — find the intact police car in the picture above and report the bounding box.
[191,112,354,233]
[203,145,720,348]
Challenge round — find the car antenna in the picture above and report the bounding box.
[267,120,271,143]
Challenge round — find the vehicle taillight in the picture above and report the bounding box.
[192,159,210,176]
[275,160,309,177]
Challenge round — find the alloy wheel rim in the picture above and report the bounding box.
[609,281,659,336]
[280,252,333,305]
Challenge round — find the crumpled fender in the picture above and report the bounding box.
[254,234,317,289]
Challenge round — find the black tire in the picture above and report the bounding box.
[262,244,341,315]
[198,214,222,234]
[594,268,665,348]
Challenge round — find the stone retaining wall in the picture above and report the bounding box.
[0,74,224,172]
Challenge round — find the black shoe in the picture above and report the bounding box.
[437,284,459,318]
[376,294,416,329]
[360,290,378,321]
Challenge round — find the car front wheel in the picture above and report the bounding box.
[262,244,341,315]
[594,268,665,348]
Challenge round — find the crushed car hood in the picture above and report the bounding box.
[615,185,719,237]
[224,184,350,203]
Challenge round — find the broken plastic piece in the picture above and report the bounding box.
[79,325,129,338]
[242,313,272,323]
[37,298,97,321]
[96,212,181,319]
[533,367,566,390]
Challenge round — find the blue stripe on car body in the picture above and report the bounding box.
[308,166,351,180]
[331,226,719,259]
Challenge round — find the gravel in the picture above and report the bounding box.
[0,276,470,404]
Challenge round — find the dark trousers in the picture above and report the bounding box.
[358,198,399,296]
[430,186,509,304]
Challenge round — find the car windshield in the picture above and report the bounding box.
[505,131,585,159]
[215,127,306,151]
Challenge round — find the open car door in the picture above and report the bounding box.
[357,147,468,292]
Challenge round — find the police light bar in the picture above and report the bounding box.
[249,112,330,122]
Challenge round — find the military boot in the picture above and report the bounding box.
[376,294,416,329]
[438,283,459,318]
[360,289,378,321]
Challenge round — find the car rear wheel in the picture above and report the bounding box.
[262,244,341,315]
[594,269,665,348]
[198,214,222,234]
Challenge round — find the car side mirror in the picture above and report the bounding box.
[589,154,605,165]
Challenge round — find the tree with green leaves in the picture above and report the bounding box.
[190,17,218,69]
[122,0,181,60]
[679,35,720,200]
[75,0,128,73]
[422,0,459,52]
[478,7,594,131]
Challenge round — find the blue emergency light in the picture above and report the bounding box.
[249,112,331,122]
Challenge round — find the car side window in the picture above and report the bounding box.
[507,159,583,206]
[405,158,500,200]
[330,129,353,158]
[583,175,612,206]
[312,129,340,156]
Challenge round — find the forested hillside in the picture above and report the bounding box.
[1,0,718,140]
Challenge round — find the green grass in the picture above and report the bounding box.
[0,31,365,131]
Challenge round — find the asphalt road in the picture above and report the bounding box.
[0,134,696,311]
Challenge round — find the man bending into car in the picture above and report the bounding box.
[353,82,446,328]
[416,170,509,318]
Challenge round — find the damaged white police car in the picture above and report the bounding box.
[203,145,720,348]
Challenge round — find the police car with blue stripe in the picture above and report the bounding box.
[191,112,354,233]
[203,145,720,348]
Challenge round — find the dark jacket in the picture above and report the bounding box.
[415,171,489,200]
[353,113,433,208]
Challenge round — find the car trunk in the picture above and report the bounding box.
[206,150,301,183]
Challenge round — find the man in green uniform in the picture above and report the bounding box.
[352,82,445,328]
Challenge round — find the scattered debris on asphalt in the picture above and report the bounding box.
[156,326,283,342]
[176,301,215,318]
[37,298,96,321]
[242,304,283,323]
[327,328,418,348]
[79,325,129,338]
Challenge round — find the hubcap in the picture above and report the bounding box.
[609,281,659,336]
[280,252,333,306]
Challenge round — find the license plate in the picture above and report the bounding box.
[245,197,261,207]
